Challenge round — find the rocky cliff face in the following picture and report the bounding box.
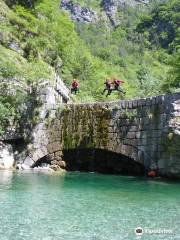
[60,0,151,26]
[102,0,150,26]
[60,0,100,23]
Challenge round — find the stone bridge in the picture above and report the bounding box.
[20,92,180,178]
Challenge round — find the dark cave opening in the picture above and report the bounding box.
[32,156,51,168]
[63,148,145,176]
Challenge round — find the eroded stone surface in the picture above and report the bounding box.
[20,92,180,178]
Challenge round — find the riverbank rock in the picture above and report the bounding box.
[0,142,14,169]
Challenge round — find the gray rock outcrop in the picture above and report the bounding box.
[60,0,99,23]
[60,0,151,26]
[102,0,150,26]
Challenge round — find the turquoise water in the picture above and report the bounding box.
[0,170,180,240]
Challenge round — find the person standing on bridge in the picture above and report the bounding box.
[113,78,126,94]
[71,79,79,95]
[102,79,113,97]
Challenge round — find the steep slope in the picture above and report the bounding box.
[0,0,178,135]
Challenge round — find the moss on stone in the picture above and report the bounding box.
[95,108,110,148]
[61,105,110,150]
[161,132,180,156]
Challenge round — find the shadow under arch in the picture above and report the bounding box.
[63,148,145,176]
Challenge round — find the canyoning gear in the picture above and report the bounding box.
[72,80,79,89]
[113,79,125,94]
[71,79,79,95]
[148,170,156,178]
[105,80,112,88]
[114,79,124,86]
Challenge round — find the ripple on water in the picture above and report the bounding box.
[0,171,180,240]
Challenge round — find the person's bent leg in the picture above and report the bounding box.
[119,87,126,94]
[106,89,112,97]
[102,88,107,95]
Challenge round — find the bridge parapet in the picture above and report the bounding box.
[55,74,70,103]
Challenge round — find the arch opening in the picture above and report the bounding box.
[32,155,50,168]
[63,149,145,176]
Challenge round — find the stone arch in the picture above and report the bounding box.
[19,92,180,178]
[62,148,145,176]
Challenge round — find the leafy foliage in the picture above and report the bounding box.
[0,0,179,133]
[136,0,180,51]
[163,48,180,91]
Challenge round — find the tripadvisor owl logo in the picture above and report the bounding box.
[135,227,143,236]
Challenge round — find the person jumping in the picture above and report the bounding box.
[113,78,126,94]
[102,79,113,97]
[71,79,79,95]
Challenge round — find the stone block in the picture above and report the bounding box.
[126,132,136,139]
[31,152,40,162]
[48,153,55,161]
[131,150,138,161]
[150,130,160,138]
[47,142,61,153]
[108,127,114,133]
[50,165,61,171]
[141,116,150,126]
[51,160,58,165]
[126,146,134,158]
[129,126,138,132]
[137,150,144,163]
[35,149,45,159]
[55,150,63,157]
[24,157,34,167]
[47,143,53,153]
[138,138,148,146]
[145,98,152,106]
[121,101,126,109]
[152,97,156,105]
[132,118,139,125]
[157,158,169,170]
[109,119,115,126]
[128,101,133,109]
[55,156,62,161]
[138,99,146,107]
[120,126,128,133]
[136,131,141,139]
[123,139,138,147]
[155,95,164,104]
[139,131,147,139]
[58,161,66,168]
[172,111,180,117]
[172,92,180,101]
[132,100,138,108]
[139,107,147,117]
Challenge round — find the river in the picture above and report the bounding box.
[0,170,180,240]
